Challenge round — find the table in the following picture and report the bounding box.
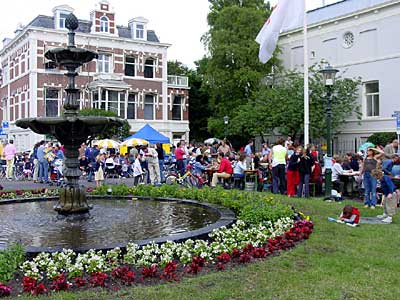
[244,169,258,191]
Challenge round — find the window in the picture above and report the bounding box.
[365,81,379,117]
[45,88,59,117]
[136,24,144,39]
[144,59,154,78]
[144,95,154,120]
[20,54,26,74]
[108,91,118,115]
[100,16,109,33]
[59,13,69,29]
[172,95,182,120]
[124,56,136,77]
[127,93,136,119]
[92,89,126,118]
[97,54,111,73]
[2,65,9,85]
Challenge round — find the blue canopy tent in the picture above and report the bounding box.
[124,124,170,144]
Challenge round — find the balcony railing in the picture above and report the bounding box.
[168,75,189,87]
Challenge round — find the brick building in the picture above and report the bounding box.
[0,0,190,151]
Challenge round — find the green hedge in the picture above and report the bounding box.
[0,243,25,283]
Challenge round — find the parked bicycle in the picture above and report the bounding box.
[165,164,203,188]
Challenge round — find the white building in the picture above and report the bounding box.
[279,0,400,152]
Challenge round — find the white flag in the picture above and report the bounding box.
[256,0,305,63]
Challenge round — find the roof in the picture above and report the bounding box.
[125,124,170,144]
[27,15,160,42]
[283,0,397,32]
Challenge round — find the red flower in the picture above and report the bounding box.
[216,262,225,271]
[160,261,180,281]
[73,277,87,287]
[243,244,254,254]
[51,273,70,291]
[0,283,11,297]
[112,266,135,285]
[89,272,108,287]
[142,264,158,278]
[238,253,251,264]
[252,247,267,258]
[216,252,231,264]
[22,276,37,293]
[231,248,241,258]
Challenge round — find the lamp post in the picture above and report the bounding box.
[223,115,229,138]
[319,64,339,198]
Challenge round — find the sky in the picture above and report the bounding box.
[0,0,340,68]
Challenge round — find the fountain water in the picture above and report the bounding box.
[16,13,125,214]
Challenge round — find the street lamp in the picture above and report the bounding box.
[223,115,229,138]
[319,64,339,198]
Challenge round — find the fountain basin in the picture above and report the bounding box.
[0,196,235,254]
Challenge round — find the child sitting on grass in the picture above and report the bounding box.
[372,169,398,224]
[338,205,360,225]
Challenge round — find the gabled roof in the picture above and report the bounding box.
[26,15,160,42]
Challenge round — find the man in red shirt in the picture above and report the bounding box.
[211,152,233,187]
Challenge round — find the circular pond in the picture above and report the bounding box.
[0,197,233,253]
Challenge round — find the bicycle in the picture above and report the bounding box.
[165,165,203,188]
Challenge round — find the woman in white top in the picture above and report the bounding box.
[233,154,247,189]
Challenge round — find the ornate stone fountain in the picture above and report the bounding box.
[16,14,125,215]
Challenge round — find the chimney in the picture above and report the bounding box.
[14,23,24,36]
[2,38,12,47]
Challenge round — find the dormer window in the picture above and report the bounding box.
[136,24,144,39]
[128,17,148,40]
[59,13,69,29]
[100,16,109,33]
[52,5,74,30]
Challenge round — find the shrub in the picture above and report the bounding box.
[0,244,25,283]
[239,200,294,225]
[367,132,397,146]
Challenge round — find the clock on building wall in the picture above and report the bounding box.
[342,31,355,48]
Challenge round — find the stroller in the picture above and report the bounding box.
[50,159,64,186]
[258,163,272,192]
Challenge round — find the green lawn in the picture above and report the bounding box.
[13,196,400,300]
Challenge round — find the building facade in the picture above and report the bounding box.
[278,0,400,153]
[0,0,190,151]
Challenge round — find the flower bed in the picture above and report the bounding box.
[0,188,58,200]
[0,185,314,297]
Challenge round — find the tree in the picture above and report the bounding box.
[230,64,362,142]
[367,132,397,146]
[203,0,276,138]
[168,59,211,142]
[167,60,189,76]
[79,109,130,141]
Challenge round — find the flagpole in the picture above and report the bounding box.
[303,0,310,147]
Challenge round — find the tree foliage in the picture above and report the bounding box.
[79,108,130,141]
[203,0,276,138]
[168,59,211,142]
[367,132,397,146]
[230,65,362,142]
[167,60,189,76]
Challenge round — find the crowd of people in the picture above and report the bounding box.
[1,137,399,215]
